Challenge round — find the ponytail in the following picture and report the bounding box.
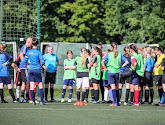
[130,44,138,53]
[124,47,130,58]
[111,42,118,58]
[0,45,3,53]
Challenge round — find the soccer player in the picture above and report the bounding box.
[74,48,89,106]
[61,50,76,103]
[43,45,60,102]
[22,38,46,105]
[129,44,144,106]
[89,47,102,103]
[102,42,128,106]
[97,42,105,102]
[118,47,132,105]
[159,57,165,106]
[19,37,32,102]
[143,47,155,104]
[0,44,18,103]
[11,49,22,102]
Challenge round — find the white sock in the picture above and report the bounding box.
[104,89,109,101]
[109,89,113,101]
[16,88,20,99]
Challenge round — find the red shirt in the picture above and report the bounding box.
[101,52,105,71]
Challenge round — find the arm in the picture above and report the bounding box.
[20,52,24,61]
[11,63,20,71]
[102,60,108,71]
[121,60,129,68]
[56,61,60,71]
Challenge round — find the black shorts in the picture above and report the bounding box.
[119,69,132,84]
[89,79,93,86]
[20,69,28,82]
[162,74,165,84]
[16,72,22,86]
[143,72,153,87]
[91,78,99,84]
[45,72,56,84]
[77,72,89,78]
[155,75,162,86]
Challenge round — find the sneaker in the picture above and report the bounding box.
[74,101,80,106]
[131,103,139,106]
[20,97,25,103]
[61,98,65,103]
[32,102,36,105]
[124,102,128,106]
[13,100,19,103]
[1,100,8,103]
[68,99,72,103]
[40,101,46,105]
[80,101,87,106]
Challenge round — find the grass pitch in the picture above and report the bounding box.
[0,99,164,125]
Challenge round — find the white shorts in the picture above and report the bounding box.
[76,77,89,88]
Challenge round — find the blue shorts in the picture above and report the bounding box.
[108,73,119,85]
[103,80,110,87]
[63,79,75,86]
[132,72,141,85]
[28,69,43,82]
[0,76,11,85]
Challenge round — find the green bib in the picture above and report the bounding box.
[90,55,101,80]
[131,52,144,77]
[63,59,76,80]
[106,52,121,73]
[102,70,108,80]
[75,56,88,72]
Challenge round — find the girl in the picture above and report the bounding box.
[118,47,132,105]
[102,42,128,106]
[89,47,102,103]
[43,45,60,102]
[23,38,46,105]
[0,44,18,103]
[129,44,144,106]
[74,48,89,106]
[61,50,76,103]
[143,47,155,104]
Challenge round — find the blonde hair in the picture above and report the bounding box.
[111,42,118,58]
[0,45,3,53]
[45,45,53,54]
[145,47,155,59]
[81,48,87,68]
[124,47,130,58]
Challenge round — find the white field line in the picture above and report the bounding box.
[0,108,165,112]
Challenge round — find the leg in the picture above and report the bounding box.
[118,83,123,102]
[16,86,20,101]
[99,72,104,101]
[50,83,54,101]
[69,86,73,100]
[93,83,99,102]
[39,82,44,103]
[0,83,5,102]
[8,84,16,101]
[125,83,130,103]
[45,83,49,101]
[30,82,35,103]
[62,85,67,99]
[104,87,108,101]
[21,82,25,98]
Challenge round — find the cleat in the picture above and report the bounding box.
[61,98,65,103]
[68,99,72,103]
[80,101,87,106]
[89,99,95,103]
[129,102,133,106]
[32,102,36,105]
[20,97,25,103]
[148,101,153,105]
[139,102,144,104]
[29,100,33,104]
[158,103,165,107]
[17,98,20,102]
[117,103,120,106]
[107,100,113,103]
[124,102,128,106]
[45,100,48,103]
[1,100,8,103]
[92,100,100,104]
[131,103,139,106]
[51,99,56,102]
[109,104,117,106]
[13,100,19,103]
[35,100,40,104]
[74,101,80,106]
[40,101,46,105]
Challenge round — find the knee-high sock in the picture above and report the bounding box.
[160,92,165,104]
[26,83,30,100]
[139,90,143,103]
[112,89,117,105]
[9,89,16,101]
[82,89,86,101]
[45,88,48,100]
[119,89,122,101]
[150,89,154,102]
[0,89,4,100]
[34,88,36,95]
[85,89,89,99]
[62,89,66,98]
[130,92,134,103]
[134,90,139,104]
[30,90,35,102]
[116,90,120,104]
[91,89,95,100]
[16,88,20,99]
[29,89,32,100]
[39,89,44,103]
[145,90,149,102]
[21,91,25,98]
[95,90,99,101]
[109,89,113,101]
[76,90,80,101]
[99,79,104,101]
[125,89,130,103]
[104,89,108,101]
[158,88,163,101]
[69,89,73,99]
[50,88,54,100]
